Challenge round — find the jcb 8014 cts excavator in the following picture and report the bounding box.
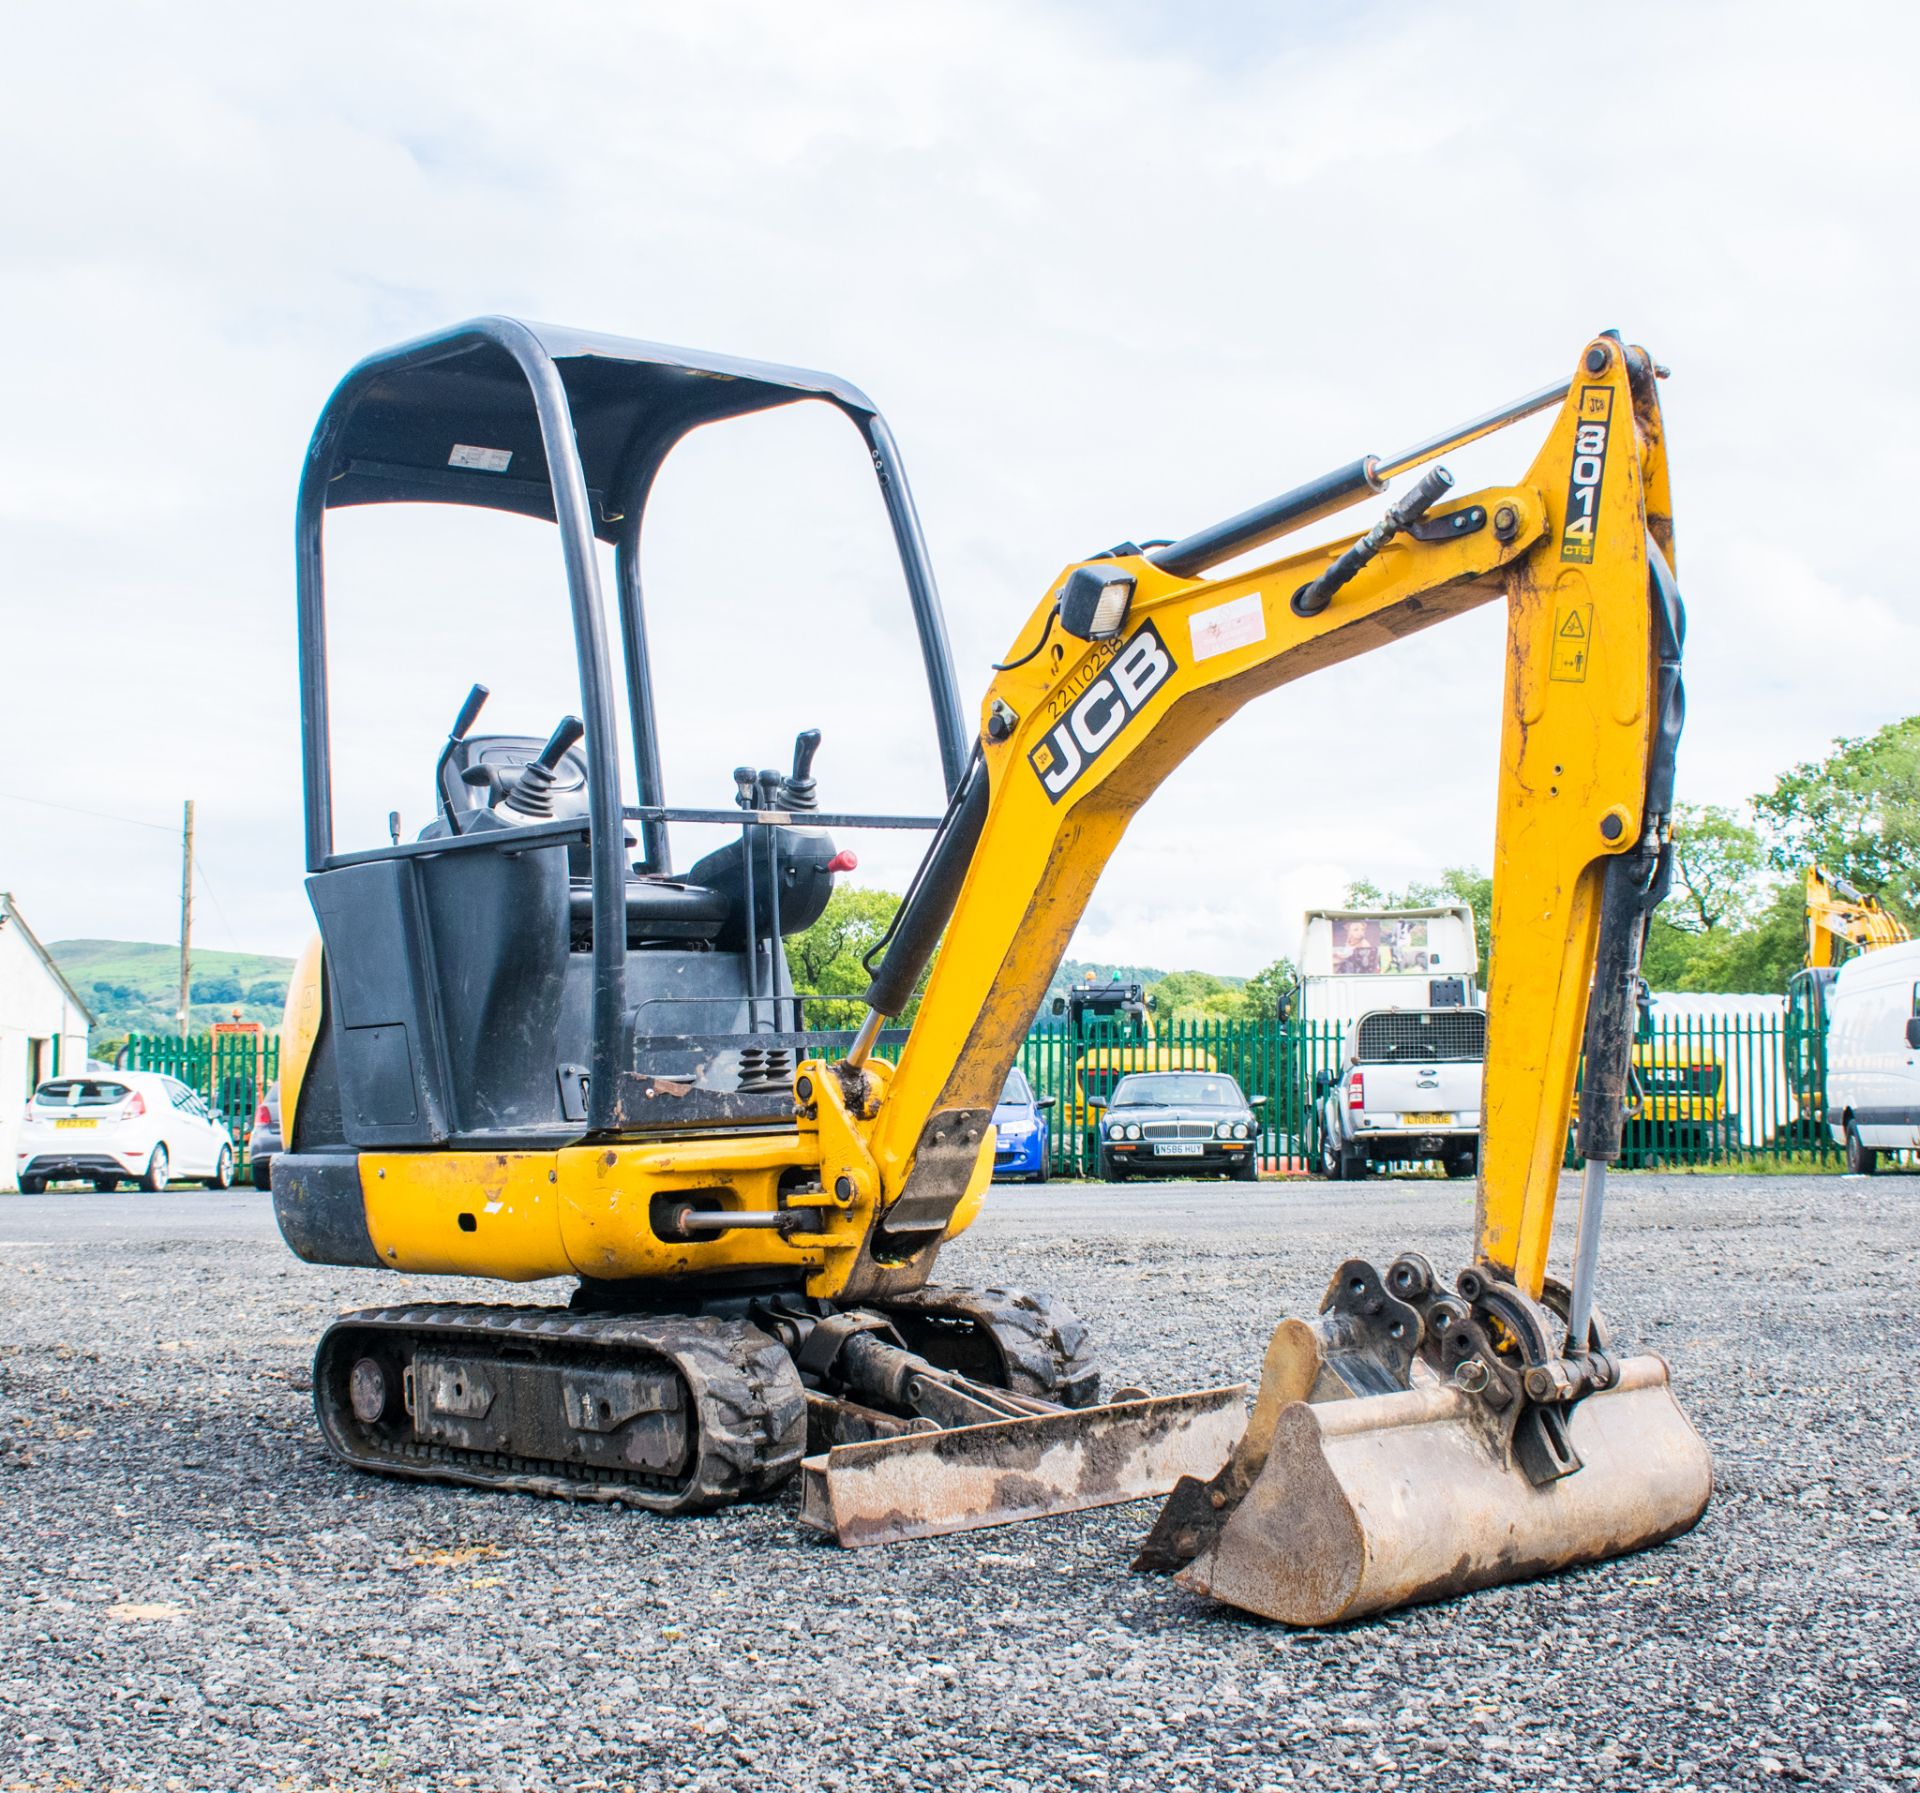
[274,320,1710,1625]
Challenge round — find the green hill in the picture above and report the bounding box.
[50,940,296,1037]
[50,941,1252,1041]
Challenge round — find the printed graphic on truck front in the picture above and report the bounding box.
[1330,916,1434,975]
[1029,620,1176,802]
[1559,385,1614,564]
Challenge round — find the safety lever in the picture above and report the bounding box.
[1290,467,1455,617]
[435,682,491,837]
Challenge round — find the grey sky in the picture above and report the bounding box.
[4,1,1915,970]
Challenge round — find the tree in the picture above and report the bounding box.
[190,975,244,1004]
[1753,715,1920,922]
[1238,958,1296,1022]
[1146,970,1231,1022]
[1642,879,1802,995]
[1665,803,1772,934]
[783,887,937,1029]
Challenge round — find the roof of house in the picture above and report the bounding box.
[0,893,95,1025]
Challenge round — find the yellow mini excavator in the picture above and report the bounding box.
[1805,864,1911,968]
[274,319,1710,1625]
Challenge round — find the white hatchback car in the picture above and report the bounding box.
[16,1071,235,1193]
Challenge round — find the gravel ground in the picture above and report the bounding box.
[1,1170,1916,1792]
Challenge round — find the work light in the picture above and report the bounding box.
[1057,566,1136,641]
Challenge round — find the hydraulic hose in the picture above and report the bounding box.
[847,749,990,1063]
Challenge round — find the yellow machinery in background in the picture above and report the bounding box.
[1048,975,1219,1157]
[275,320,1708,1626]
[1786,866,1913,1135]
[1805,865,1911,967]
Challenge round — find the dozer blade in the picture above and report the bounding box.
[797,1384,1246,1547]
[1171,1353,1711,1626]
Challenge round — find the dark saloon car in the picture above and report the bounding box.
[1095,1070,1260,1181]
[991,1066,1054,1181]
[248,1082,282,1189]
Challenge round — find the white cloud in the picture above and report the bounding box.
[2,0,1916,976]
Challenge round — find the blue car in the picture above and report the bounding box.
[991,1067,1054,1182]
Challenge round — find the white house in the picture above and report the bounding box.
[1,893,93,1192]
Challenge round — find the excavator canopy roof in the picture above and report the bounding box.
[308,316,881,544]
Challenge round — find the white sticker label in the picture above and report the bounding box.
[449,443,513,472]
[1188,591,1266,662]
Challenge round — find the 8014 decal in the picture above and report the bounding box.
[1559,385,1614,564]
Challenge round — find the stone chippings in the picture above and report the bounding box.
[0,1174,1915,1792]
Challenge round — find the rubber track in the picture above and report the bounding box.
[879,1285,1102,1408]
[313,1304,807,1512]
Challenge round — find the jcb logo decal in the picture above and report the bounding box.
[1028,621,1176,803]
[1559,385,1613,564]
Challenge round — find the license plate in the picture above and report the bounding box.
[1400,1113,1455,1126]
[55,1117,97,1131]
[1155,1142,1204,1156]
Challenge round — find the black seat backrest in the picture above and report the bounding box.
[567,879,730,945]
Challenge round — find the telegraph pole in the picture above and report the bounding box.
[178,800,195,1040]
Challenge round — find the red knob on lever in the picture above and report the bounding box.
[826,849,859,874]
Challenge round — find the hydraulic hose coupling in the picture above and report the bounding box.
[1291,466,1455,618]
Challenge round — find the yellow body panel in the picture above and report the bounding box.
[277,935,325,1149]
[357,1067,992,1290]
[361,1150,572,1278]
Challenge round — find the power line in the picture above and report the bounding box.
[191,853,244,953]
[3,789,250,953]
[0,790,178,832]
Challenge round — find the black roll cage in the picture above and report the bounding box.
[295,316,969,1133]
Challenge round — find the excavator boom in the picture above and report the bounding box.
[799,332,1709,1610]
[822,334,1676,1304]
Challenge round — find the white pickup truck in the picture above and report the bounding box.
[1314,1007,1485,1179]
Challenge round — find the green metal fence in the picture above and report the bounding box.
[122,1032,281,1178]
[1012,1010,1831,1178]
[1589,1008,1831,1170]
[1016,1017,1349,1177]
[119,1008,1833,1184]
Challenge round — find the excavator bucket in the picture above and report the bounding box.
[799,1384,1248,1547]
[1138,1280,1713,1625]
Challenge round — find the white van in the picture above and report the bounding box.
[1825,939,1920,1173]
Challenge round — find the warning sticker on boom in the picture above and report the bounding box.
[1559,385,1614,563]
[1550,604,1593,682]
